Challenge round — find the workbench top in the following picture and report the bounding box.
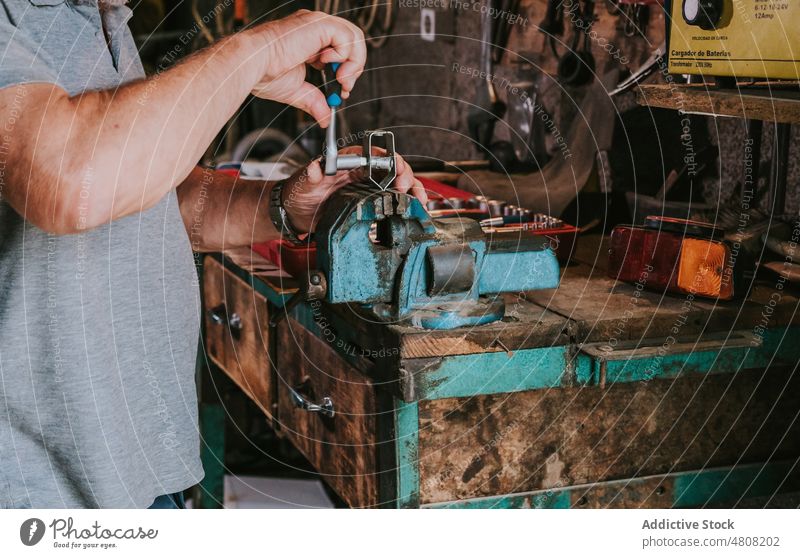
[222,234,799,360]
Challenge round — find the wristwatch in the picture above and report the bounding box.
[268,179,309,245]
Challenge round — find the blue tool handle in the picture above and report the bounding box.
[324,62,342,107]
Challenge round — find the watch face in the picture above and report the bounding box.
[683,0,700,21]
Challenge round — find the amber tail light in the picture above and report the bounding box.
[608,217,736,300]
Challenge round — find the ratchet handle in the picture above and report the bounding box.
[324,62,342,107]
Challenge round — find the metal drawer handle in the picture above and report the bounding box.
[289,386,335,418]
[208,304,243,333]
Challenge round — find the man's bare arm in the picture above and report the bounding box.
[178,146,426,252]
[0,11,365,234]
[177,167,277,252]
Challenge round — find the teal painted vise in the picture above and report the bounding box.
[308,185,560,330]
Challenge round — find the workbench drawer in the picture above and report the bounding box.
[276,317,382,508]
[203,256,273,416]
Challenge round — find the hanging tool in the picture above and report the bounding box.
[314,0,396,49]
[608,42,665,96]
[491,0,521,65]
[539,0,598,85]
[468,0,507,161]
[557,0,596,86]
[320,63,397,189]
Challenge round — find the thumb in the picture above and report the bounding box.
[306,158,324,184]
[288,82,332,128]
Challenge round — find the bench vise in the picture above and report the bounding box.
[282,185,560,330]
[274,65,561,329]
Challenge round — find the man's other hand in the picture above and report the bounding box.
[281,147,428,235]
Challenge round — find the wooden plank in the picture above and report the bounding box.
[576,327,800,385]
[284,278,573,360]
[388,293,573,359]
[636,83,800,124]
[276,317,381,508]
[527,258,800,344]
[417,367,800,504]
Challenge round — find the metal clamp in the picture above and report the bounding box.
[289,386,335,418]
[323,130,396,190]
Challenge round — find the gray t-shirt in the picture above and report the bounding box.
[0,0,203,507]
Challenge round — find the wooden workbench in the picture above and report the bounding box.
[196,235,800,508]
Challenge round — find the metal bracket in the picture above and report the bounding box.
[324,130,397,190]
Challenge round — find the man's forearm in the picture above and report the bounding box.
[1,30,266,233]
[178,167,279,252]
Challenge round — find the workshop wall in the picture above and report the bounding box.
[130,1,799,215]
[347,0,665,161]
[346,0,798,216]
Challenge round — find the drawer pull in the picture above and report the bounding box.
[289,386,335,418]
[208,304,243,336]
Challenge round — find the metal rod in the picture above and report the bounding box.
[336,154,368,170]
[324,106,339,176]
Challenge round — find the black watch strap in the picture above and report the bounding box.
[268,179,309,245]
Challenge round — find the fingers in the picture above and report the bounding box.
[391,154,414,196]
[329,146,427,204]
[287,82,331,127]
[387,154,428,204]
[334,27,366,95]
[311,14,366,95]
[306,158,324,184]
[409,178,429,205]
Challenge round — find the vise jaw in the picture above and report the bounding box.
[308,185,560,330]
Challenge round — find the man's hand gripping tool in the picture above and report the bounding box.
[321,63,396,190]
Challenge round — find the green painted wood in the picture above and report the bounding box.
[425,461,799,509]
[217,254,292,307]
[217,255,800,400]
[427,489,571,509]
[576,327,800,385]
[673,461,798,508]
[394,400,420,508]
[409,346,567,400]
[197,402,225,509]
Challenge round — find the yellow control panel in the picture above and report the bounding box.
[668,0,800,80]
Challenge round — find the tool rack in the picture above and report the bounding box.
[195,234,800,508]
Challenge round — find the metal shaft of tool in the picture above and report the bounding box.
[335,154,367,170]
[331,153,394,172]
[324,106,339,176]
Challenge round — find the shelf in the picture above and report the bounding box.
[636,83,800,124]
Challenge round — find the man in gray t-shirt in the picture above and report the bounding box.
[0,2,423,508]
